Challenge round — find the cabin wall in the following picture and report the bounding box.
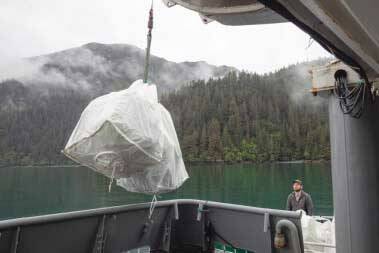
[328,95,379,253]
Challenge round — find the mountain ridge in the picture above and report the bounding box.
[7,42,237,94]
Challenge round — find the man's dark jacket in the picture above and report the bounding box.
[286,191,314,215]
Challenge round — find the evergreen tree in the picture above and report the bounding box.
[199,126,208,160]
[207,118,223,161]
[221,126,233,148]
[227,98,241,146]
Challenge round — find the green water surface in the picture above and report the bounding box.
[0,162,332,220]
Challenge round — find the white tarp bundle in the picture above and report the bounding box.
[301,211,336,253]
[63,80,188,194]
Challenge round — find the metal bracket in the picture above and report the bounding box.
[174,202,179,220]
[263,213,270,232]
[161,219,172,252]
[204,221,214,252]
[199,13,215,24]
[10,226,21,253]
[197,203,209,221]
[162,0,176,8]
[92,215,107,253]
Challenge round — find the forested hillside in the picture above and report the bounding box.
[0,80,89,165]
[0,43,234,165]
[161,65,330,162]
[0,55,330,165]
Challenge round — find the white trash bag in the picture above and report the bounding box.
[63,80,188,194]
[300,211,335,253]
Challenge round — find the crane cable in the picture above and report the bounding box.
[143,1,154,84]
[142,2,159,222]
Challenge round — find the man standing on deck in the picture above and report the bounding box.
[286,179,314,215]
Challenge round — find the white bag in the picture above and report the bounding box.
[63,80,188,194]
[300,211,335,253]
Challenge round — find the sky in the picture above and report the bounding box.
[0,0,331,73]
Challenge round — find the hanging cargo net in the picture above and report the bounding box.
[63,80,188,194]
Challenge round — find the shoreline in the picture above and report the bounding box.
[186,159,330,165]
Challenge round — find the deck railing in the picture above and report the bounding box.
[0,199,304,253]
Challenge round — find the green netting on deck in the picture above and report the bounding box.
[214,242,254,253]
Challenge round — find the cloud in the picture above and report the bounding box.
[0,47,113,90]
[0,0,331,74]
[0,58,43,82]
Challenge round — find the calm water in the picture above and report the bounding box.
[0,162,333,220]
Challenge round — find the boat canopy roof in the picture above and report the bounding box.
[164,0,379,80]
